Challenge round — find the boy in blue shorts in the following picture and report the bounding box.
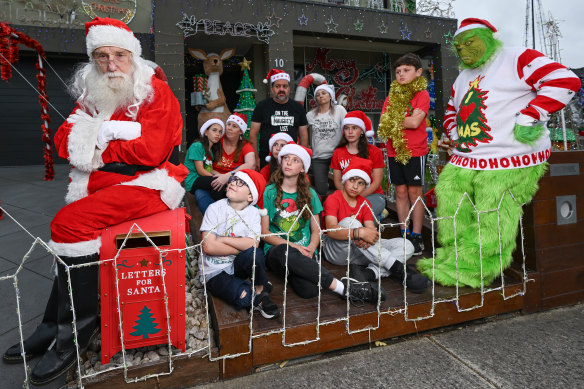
[379,53,430,255]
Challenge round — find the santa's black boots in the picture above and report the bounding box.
[30,254,99,386]
[3,278,59,363]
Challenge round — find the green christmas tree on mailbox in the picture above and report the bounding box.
[130,305,161,339]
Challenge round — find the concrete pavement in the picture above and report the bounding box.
[197,304,584,389]
[0,164,69,389]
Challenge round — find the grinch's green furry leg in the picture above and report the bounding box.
[418,163,547,288]
[465,164,547,287]
[417,164,478,285]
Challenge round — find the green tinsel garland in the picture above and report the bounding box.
[378,76,428,165]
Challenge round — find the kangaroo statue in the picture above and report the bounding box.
[188,48,235,132]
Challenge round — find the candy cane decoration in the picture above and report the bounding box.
[0,23,53,180]
[294,72,327,106]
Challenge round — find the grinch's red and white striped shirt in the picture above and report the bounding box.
[444,47,580,170]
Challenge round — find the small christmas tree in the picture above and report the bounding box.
[234,58,257,139]
[130,305,161,339]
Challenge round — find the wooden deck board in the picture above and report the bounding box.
[211,254,520,336]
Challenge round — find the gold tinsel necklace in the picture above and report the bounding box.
[378,76,428,165]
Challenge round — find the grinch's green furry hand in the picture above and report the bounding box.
[514,123,545,146]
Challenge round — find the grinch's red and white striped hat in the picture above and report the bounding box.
[85,17,142,57]
[454,18,498,37]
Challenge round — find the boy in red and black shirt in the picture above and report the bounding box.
[322,157,429,293]
[380,53,430,255]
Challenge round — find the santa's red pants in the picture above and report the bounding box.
[49,185,169,257]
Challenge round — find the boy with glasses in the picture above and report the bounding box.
[200,170,279,319]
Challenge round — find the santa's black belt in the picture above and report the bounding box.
[98,162,156,176]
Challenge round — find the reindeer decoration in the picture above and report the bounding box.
[188,48,235,132]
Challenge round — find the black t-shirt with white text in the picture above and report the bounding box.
[251,98,308,167]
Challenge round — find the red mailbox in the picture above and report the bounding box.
[100,208,187,364]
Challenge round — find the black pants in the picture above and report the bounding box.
[266,244,334,299]
[311,158,332,196]
[191,175,226,201]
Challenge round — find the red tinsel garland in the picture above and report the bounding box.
[0,22,54,180]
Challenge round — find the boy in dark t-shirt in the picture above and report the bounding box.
[249,69,308,169]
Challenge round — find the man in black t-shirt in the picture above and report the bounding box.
[250,69,308,169]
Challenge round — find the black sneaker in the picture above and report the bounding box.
[389,261,430,294]
[349,264,376,282]
[263,281,273,294]
[341,277,386,305]
[408,234,424,255]
[254,291,280,319]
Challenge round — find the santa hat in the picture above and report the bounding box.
[233,169,267,213]
[85,17,142,57]
[265,132,294,162]
[313,84,337,104]
[263,69,290,85]
[278,143,313,171]
[454,18,498,38]
[342,110,374,138]
[200,118,225,137]
[227,113,248,134]
[341,157,372,188]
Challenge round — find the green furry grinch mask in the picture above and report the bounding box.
[453,28,503,69]
[451,18,503,69]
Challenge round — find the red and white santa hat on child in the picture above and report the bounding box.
[454,18,498,38]
[200,118,225,137]
[341,110,374,138]
[265,132,294,162]
[313,84,337,104]
[227,113,248,134]
[263,69,290,85]
[233,169,267,214]
[85,17,142,57]
[278,143,313,171]
[341,157,373,188]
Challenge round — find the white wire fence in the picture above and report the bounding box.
[0,191,532,388]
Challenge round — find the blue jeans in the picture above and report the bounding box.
[205,247,269,309]
[193,189,214,215]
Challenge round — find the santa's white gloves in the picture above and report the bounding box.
[96,120,142,150]
[514,113,545,146]
[66,110,95,124]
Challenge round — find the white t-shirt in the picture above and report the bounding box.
[199,199,261,281]
[307,105,347,159]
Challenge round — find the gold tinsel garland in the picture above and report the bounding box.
[378,76,428,165]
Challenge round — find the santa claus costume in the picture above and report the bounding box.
[2,17,187,384]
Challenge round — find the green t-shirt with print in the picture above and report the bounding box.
[184,142,213,191]
[263,183,323,255]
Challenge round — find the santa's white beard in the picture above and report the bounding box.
[84,68,135,116]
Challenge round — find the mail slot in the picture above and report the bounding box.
[100,208,187,364]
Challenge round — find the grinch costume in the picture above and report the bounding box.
[417,18,580,288]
